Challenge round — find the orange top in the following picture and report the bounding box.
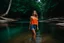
[30,16,38,25]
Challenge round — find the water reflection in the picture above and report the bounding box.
[0,21,64,43]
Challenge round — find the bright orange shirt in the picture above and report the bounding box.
[30,16,38,25]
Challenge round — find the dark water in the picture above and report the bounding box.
[0,21,64,43]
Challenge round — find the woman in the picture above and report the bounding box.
[29,10,39,42]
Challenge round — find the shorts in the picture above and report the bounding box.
[30,25,37,30]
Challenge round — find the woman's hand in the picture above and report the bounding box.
[37,26,39,30]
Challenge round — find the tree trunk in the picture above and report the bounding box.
[1,0,12,17]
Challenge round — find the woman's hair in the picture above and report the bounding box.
[32,10,38,17]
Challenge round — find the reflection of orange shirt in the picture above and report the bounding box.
[30,16,38,25]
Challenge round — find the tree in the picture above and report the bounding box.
[0,0,41,19]
[40,0,59,19]
[1,0,12,17]
[10,0,41,16]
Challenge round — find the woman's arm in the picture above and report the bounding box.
[29,16,32,30]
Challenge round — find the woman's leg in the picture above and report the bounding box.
[31,29,36,41]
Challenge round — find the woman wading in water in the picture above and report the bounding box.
[29,10,39,43]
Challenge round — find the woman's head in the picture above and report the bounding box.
[32,10,38,17]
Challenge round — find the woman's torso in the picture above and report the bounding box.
[30,16,38,25]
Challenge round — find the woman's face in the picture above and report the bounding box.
[33,10,37,16]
